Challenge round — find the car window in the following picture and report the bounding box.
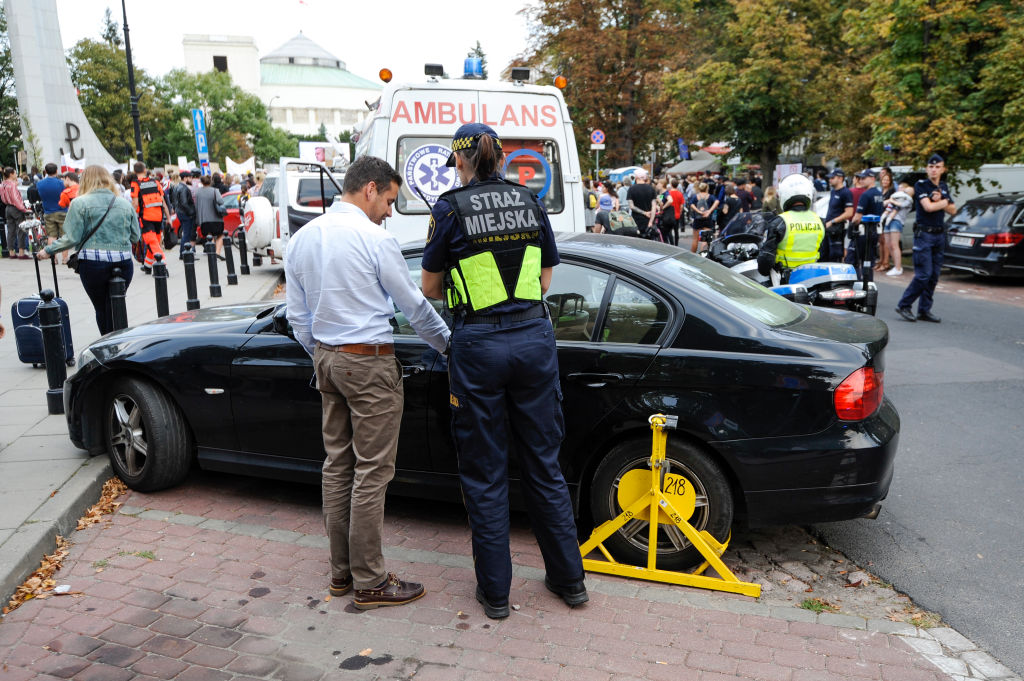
[653,253,805,327]
[393,256,443,335]
[296,178,342,209]
[395,136,565,215]
[544,264,609,342]
[259,177,277,205]
[222,193,239,209]
[951,203,1017,234]
[601,279,670,345]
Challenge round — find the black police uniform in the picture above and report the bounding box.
[824,186,854,261]
[421,175,585,607]
[898,176,953,315]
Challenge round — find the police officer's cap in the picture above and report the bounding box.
[445,123,502,167]
[927,153,945,165]
[827,169,845,179]
[856,168,876,179]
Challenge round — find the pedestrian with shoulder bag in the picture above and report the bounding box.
[37,166,140,335]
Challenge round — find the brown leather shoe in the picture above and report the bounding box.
[353,572,425,610]
[329,576,352,597]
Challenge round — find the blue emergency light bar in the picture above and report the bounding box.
[464,58,483,79]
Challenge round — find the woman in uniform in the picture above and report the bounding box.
[420,123,587,619]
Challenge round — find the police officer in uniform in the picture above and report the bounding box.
[896,154,956,322]
[421,123,587,620]
[822,169,854,261]
[757,173,826,279]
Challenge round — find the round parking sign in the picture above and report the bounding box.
[503,149,552,199]
[404,144,460,205]
[590,129,605,145]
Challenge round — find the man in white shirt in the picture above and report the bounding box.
[286,156,449,610]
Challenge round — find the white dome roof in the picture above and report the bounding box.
[261,32,345,70]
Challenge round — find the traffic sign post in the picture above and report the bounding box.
[590,130,606,178]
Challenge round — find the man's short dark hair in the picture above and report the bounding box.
[44,163,58,176]
[64,172,79,183]
[133,161,146,174]
[343,156,402,195]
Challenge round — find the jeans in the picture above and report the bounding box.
[77,258,134,335]
[5,208,28,253]
[178,214,196,255]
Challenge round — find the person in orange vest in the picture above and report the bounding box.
[130,162,167,273]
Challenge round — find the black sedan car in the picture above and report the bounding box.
[945,192,1024,277]
[65,234,898,569]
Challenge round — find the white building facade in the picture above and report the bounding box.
[183,33,381,139]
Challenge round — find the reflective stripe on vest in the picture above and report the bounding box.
[778,209,825,268]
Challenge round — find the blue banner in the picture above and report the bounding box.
[677,138,690,160]
[192,108,211,175]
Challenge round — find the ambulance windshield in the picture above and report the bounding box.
[396,136,564,216]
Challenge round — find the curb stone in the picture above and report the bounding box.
[116,502,1023,681]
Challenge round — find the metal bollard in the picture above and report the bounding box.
[223,234,238,285]
[109,267,129,331]
[38,290,67,414]
[252,251,263,267]
[205,235,222,297]
[153,253,170,317]
[183,243,200,310]
[236,228,250,275]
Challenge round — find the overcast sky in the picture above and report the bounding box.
[55,0,535,85]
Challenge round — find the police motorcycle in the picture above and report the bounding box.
[702,178,877,315]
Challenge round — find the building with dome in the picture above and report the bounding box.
[183,32,382,138]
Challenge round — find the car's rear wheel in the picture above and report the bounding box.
[589,438,733,571]
[105,377,193,492]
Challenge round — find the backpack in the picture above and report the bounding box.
[587,191,597,210]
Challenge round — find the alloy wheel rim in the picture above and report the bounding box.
[607,456,711,555]
[109,394,148,477]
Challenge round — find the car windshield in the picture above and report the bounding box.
[223,193,239,209]
[653,252,806,327]
[950,203,1019,234]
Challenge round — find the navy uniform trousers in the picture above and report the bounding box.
[448,314,585,602]
[897,231,945,314]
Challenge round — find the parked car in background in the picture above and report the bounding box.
[944,192,1024,277]
[64,234,899,570]
[170,191,242,242]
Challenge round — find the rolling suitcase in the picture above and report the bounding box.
[11,247,74,368]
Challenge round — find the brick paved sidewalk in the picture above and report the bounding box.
[0,474,998,681]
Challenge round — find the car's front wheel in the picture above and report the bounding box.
[589,438,733,571]
[105,377,193,492]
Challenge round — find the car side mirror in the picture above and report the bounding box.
[272,307,294,338]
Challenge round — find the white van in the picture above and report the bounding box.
[354,66,585,244]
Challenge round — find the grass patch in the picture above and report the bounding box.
[117,550,156,560]
[799,597,840,614]
[91,559,109,569]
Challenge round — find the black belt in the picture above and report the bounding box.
[920,227,945,234]
[461,304,547,325]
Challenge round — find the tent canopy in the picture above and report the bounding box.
[607,165,644,182]
[664,157,721,175]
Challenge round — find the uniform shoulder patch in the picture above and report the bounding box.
[426,215,436,243]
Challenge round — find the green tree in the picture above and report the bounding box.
[972,8,1024,162]
[100,7,123,48]
[161,69,295,164]
[467,40,488,79]
[0,6,23,161]
[842,0,1008,169]
[666,0,834,185]
[521,0,690,167]
[67,37,170,163]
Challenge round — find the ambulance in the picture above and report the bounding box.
[354,63,586,243]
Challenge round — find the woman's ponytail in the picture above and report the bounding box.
[459,134,502,182]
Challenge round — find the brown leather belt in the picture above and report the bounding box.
[317,342,394,356]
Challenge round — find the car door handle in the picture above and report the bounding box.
[567,372,623,388]
[402,364,426,378]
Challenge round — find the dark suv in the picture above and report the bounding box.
[944,192,1024,277]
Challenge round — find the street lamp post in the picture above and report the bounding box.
[121,0,144,163]
[267,96,280,123]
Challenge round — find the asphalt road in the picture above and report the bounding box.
[814,272,1024,676]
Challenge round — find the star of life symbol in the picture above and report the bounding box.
[405,144,461,206]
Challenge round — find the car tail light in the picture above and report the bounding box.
[981,232,1023,248]
[834,367,883,421]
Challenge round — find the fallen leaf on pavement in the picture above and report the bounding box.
[844,580,863,588]
[324,595,331,602]
[359,648,372,656]
[76,478,128,530]
[5,535,70,614]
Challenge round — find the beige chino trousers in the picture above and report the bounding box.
[314,347,404,590]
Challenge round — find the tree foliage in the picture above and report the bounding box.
[521,0,691,167]
[0,6,21,159]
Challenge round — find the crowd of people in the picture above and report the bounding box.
[580,168,768,253]
[0,160,265,336]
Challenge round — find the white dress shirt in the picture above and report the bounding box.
[285,201,449,356]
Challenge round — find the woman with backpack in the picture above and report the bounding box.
[689,182,718,252]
